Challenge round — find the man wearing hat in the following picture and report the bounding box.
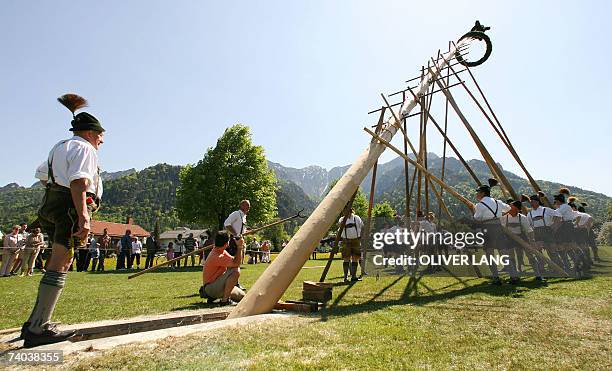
[472,180,511,285]
[501,200,541,282]
[553,194,581,275]
[527,194,563,276]
[22,94,104,347]
[569,201,593,270]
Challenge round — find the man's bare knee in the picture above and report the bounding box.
[47,243,74,272]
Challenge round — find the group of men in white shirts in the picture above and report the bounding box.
[474,183,597,284]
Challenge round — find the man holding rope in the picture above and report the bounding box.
[224,200,251,290]
[473,180,513,285]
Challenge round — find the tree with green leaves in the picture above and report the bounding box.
[372,201,396,218]
[325,179,368,217]
[176,124,278,230]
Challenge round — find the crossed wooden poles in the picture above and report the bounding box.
[359,42,569,277]
[128,209,306,279]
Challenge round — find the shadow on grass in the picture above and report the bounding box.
[170,301,224,311]
[322,274,591,319]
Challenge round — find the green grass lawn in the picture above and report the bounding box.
[1,250,612,369]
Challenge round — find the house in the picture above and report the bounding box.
[159,227,209,250]
[91,217,150,250]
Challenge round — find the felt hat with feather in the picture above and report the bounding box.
[57,94,105,132]
[475,178,498,193]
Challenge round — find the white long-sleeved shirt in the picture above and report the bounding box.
[527,206,558,228]
[500,213,533,235]
[473,196,511,222]
[35,136,103,199]
[575,211,593,228]
[555,204,576,222]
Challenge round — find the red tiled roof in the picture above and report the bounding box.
[91,220,150,238]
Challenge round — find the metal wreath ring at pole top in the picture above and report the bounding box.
[455,31,492,67]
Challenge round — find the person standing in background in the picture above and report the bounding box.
[174,234,185,268]
[184,233,196,267]
[98,229,110,271]
[144,235,157,269]
[21,228,45,276]
[11,223,29,275]
[131,237,142,269]
[1,226,21,277]
[120,230,132,269]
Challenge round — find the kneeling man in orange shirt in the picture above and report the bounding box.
[202,231,245,306]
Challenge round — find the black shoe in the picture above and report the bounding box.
[207,297,217,304]
[351,276,362,282]
[20,322,31,340]
[22,324,76,348]
[490,278,502,286]
[343,277,349,283]
[199,286,206,299]
[219,299,238,306]
[235,283,247,291]
[508,277,520,285]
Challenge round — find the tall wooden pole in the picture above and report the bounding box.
[229,43,463,319]
[429,63,519,201]
[439,41,451,219]
[402,92,410,220]
[449,61,551,207]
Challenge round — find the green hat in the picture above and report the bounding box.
[475,184,490,193]
[70,112,105,132]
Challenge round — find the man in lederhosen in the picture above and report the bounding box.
[339,206,364,282]
[501,200,543,282]
[224,200,251,290]
[472,180,512,285]
[22,94,104,348]
[552,193,581,275]
[569,200,593,271]
[577,203,599,262]
[527,194,562,277]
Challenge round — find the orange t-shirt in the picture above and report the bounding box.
[203,248,234,284]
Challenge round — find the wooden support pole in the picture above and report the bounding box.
[439,47,451,219]
[362,107,387,258]
[404,85,481,186]
[364,127,475,211]
[394,112,452,220]
[428,63,519,202]
[451,60,551,207]
[402,92,410,220]
[319,194,356,283]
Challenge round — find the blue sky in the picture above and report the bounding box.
[1,1,611,195]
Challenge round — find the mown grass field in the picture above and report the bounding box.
[1,249,611,370]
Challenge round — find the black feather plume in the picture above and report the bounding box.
[487,178,498,187]
[57,94,88,117]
